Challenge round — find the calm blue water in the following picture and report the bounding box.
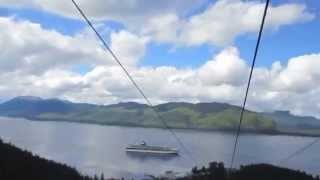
[0,117,319,178]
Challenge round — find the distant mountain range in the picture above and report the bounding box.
[0,96,320,136]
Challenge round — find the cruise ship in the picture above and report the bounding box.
[126,142,178,155]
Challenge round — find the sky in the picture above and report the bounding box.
[0,0,319,118]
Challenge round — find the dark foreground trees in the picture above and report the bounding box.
[232,164,319,180]
[0,139,95,180]
[177,162,319,180]
[1,137,319,180]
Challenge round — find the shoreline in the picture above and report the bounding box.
[2,115,320,138]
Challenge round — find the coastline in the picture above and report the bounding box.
[2,115,319,138]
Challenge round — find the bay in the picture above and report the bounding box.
[0,117,319,178]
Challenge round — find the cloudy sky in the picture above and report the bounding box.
[0,0,319,118]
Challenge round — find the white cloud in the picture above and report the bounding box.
[0,17,107,74]
[0,0,207,24]
[270,54,320,93]
[0,0,314,47]
[197,47,248,86]
[0,17,149,102]
[110,30,149,66]
[0,17,148,75]
[0,5,319,119]
[142,0,314,46]
[141,14,182,44]
[1,45,320,118]
[1,16,319,118]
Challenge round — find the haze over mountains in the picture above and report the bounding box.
[0,96,319,136]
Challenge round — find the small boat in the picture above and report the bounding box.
[126,141,178,155]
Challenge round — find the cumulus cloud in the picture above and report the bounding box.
[197,47,248,86]
[0,17,106,74]
[0,16,148,101]
[110,30,149,66]
[0,17,148,75]
[0,3,319,119]
[270,54,320,93]
[142,0,314,46]
[0,0,314,47]
[0,0,207,24]
[0,17,319,118]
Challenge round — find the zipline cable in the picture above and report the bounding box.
[71,0,196,164]
[229,0,270,170]
[279,138,320,165]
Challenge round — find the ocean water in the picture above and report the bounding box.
[0,117,319,178]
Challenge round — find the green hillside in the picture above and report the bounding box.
[2,96,320,136]
[0,97,276,132]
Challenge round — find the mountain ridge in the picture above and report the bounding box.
[0,96,319,136]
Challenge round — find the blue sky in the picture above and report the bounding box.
[1,1,319,70]
[0,0,320,117]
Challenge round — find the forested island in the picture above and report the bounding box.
[0,96,320,136]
